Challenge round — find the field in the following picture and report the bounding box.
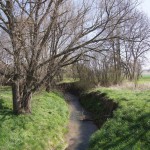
[0,86,69,150]
[80,87,150,150]
[139,75,150,83]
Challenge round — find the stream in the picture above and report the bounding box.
[65,93,98,150]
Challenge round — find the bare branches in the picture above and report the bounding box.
[0,0,149,100]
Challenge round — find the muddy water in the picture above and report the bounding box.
[65,93,98,150]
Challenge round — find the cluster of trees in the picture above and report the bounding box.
[0,0,149,114]
[69,2,150,87]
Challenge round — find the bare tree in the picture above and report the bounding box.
[72,2,150,87]
[0,0,145,114]
[122,11,150,85]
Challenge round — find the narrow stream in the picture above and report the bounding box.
[65,93,98,150]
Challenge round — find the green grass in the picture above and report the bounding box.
[138,75,150,83]
[82,88,150,150]
[0,86,69,150]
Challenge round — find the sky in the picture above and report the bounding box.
[140,0,150,17]
[140,0,150,69]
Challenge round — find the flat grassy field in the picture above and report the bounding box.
[81,88,150,150]
[138,75,150,83]
[0,86,69,150]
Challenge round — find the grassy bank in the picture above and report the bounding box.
[80,88,150,150]
[0,86,69,150]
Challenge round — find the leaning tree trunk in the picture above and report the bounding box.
[45,77,51,92]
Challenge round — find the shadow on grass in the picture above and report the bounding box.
[0,98,35,132]
[96,113,150,150]
[0,98,13,123]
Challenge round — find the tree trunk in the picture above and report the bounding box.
[22,92,32,113]
[45,76,55,92]
[12,82,21,114]
[12,83,32,114]
[20,86,32,113]
[45,77,51,92]
[133,60,138,88]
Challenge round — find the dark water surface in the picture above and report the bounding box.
[65,93,98,150]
